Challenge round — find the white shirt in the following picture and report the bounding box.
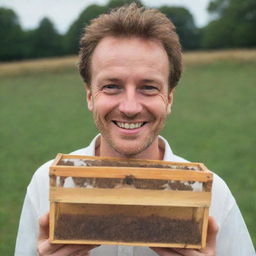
[15,135,255,256]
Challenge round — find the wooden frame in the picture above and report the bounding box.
[49,154,213,249]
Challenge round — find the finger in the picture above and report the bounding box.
[38,240,97,256]
[171,248,199,256]
[37,239,64,255]
[206,216,218,249]
[68,246,95,256]
[69,249,89,256]
[37,213,64,255]
[174,217,219,256]
[151,247,182,256]
[74,244,98,255]
[51,244,98,256]
[38,212,50,241]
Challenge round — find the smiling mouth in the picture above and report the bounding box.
[113,121,146,130]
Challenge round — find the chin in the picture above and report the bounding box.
[111,140,152,158]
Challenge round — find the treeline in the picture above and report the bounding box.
[1,0,255,61]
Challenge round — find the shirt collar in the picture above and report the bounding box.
[159,135,174,161]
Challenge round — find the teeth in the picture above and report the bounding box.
[116,122,144,129]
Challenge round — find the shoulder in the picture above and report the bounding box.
[30,135,98,184]
[69,135,100,156]
[164,138,237,225]
[170,153,236,223]
[25,144,92,214]
[210,173,236,224]
[171,153,189,163]
[28,158,55,189]
[211,174,255,255]
[28,159,53,191]
[28,141,94,190]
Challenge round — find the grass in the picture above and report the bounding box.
[0,50,256,254]
[163,60,256,243]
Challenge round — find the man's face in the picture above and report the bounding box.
[87,36,173,159]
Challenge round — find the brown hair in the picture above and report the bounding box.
[78,3,182,89]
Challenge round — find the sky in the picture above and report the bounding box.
[0,0,211,34]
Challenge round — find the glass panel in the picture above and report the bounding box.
[54,203,203,245]
[56,176,202,191]
[58,158,201,171]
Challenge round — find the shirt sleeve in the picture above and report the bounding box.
[216,202,255,256]
[14,190,39,256]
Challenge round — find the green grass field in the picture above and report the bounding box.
[0,51,255,254]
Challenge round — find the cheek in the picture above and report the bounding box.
[153,94,170,114]
[143,95,169,119]
[157,93,169,105]
[89,91,104,112]
[87,89,103,112]
[93,93,117,116]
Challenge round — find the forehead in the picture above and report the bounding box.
[90,36,169,82]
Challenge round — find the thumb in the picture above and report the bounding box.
[206,216,218,249]
[38,212,50,241]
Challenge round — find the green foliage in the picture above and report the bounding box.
[0,1,202,60]
[201,19,233,49]
[30,17,63,58]
[0,7,24,60]
[0,57,255,254]
[64,0,143,54]
[1,0,256,60]
[0,9,64,60]
[208,0,229,15]
[159,6,200,50]
[203,0,256,48]
[64,1,199,55]
[64,4,108,54]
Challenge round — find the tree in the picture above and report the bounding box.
[64,4,108,54]
[0,7,24,61]
[31,17,63,58]
[159,6,200,50]
[202,0,256,48]
[64,0,143,55]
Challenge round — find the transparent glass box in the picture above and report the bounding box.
[49,154,213,249]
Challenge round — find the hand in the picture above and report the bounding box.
[151,216,218,256]
[37,213,98,256]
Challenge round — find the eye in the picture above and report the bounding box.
[140,85,159,95]
[102,84,122,94]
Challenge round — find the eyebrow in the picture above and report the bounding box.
[98,77,164,87]
[141,79,162,85]
[102,78,122,83]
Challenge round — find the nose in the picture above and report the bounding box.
[118,87,142,117]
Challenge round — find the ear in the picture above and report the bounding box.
[167,89,174,114]
[86,85,93,112]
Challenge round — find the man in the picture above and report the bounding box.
[15,3,255,256]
